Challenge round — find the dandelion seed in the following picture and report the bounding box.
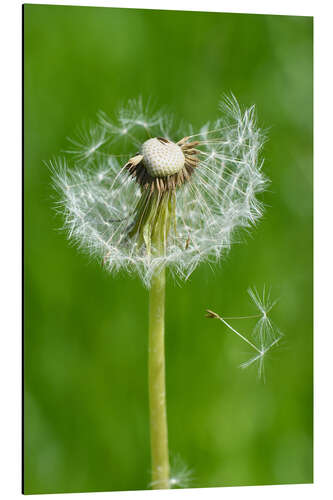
[206,287,283,380]
[64,123,107,164]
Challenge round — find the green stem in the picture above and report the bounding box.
[148,265,170,489]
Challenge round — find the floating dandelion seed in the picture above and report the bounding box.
[52,95,268,489]
[206,287,283,380]
[52,95,267,287]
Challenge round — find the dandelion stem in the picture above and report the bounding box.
[148,265,169,489]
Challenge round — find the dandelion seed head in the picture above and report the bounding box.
[52,95,267,287]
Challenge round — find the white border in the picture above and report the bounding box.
[1,0,332,499]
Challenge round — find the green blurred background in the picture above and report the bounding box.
[24,4,313,494]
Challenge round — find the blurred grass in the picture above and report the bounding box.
[24,4,313,494]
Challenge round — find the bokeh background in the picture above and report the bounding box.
[24,4,313,494]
